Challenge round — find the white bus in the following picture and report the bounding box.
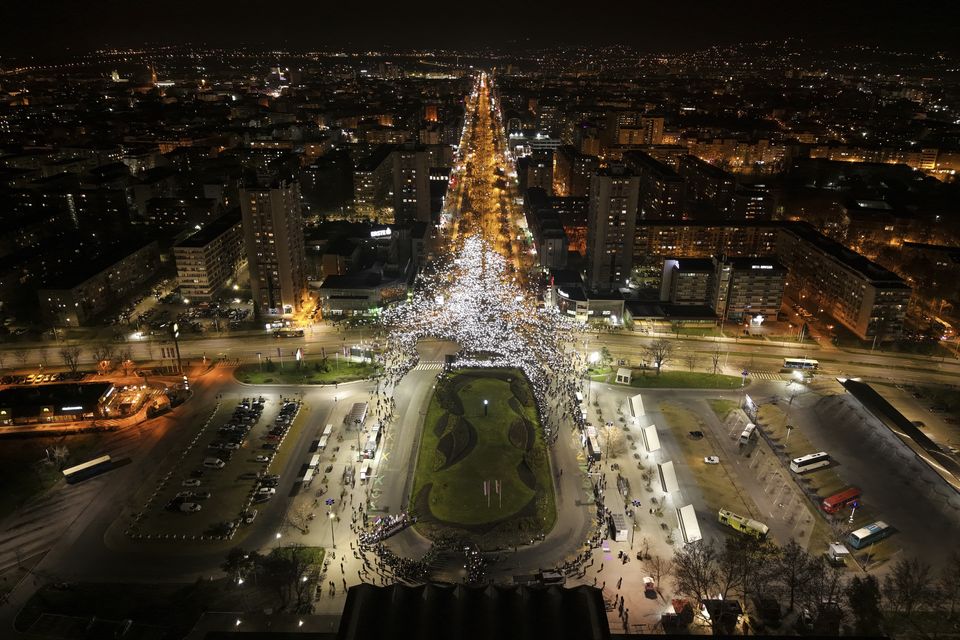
[784,358,819,370]
[847,521,892,550]
[791,451,830,473]
[739,423,757,445]
[322,424,333,438]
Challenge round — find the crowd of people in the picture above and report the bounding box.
[357,511,416,546]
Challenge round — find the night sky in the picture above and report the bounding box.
[1,0,958,56]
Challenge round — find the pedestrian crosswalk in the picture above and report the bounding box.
[413,362,444,371]
[749,371,784,381]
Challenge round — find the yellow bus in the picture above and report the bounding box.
[718,508,769,539]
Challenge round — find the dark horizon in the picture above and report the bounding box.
[2,0,959,58]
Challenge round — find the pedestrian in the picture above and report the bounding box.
[617,577,622,589]
[599,563,603,572]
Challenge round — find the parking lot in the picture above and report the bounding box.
[129,394,303,540]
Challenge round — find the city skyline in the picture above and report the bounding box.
[0,8,959,637]
[3,1,960,56]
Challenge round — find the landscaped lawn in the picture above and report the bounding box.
[410,368,555,542]
[629,370,748,389]
[234,358,378,385]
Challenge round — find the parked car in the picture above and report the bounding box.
[254,455,272,463]
[179,502,202,513]
[704,456,720,465]
[243,509,258,524]
[181,479,202,487]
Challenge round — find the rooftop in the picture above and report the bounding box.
[174,210,242,249]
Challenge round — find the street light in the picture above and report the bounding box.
[483,399,489,416]
[328,512,337,548]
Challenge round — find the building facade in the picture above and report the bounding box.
[586,166,639,291]
[240,178,307,315]
[38,240,161,326]
[173,210,244,301]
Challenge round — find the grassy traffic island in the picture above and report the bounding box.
[410,368,556,548]
[629,370,748,389]
[234,357,379,385]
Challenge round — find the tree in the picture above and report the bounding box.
[222,547,262,586]
[711,350,722,376]
[59,346,83,376]
[51,445,70,469]
[603,425,627,458]
[645,554,673,594]
[13,349,28,367]
[776,539,812,612]
[803,557,846,633]
[643,339,674,376]
[672,540,744,635]
[92,343,116,372]
[934,552,960,635]
[846,574,884,636]
[599,346,613,369]
[683,351,698,372]
[118,346,134,375]
[262,545,318,610]
[884,557,935,629]
[287,505,313,534]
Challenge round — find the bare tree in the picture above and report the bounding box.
[13,349,28,368]
[884,557,935,630]
[711,350,722,376]
[683,351,698,372]
[776,539,812,612]
[0,351,5,371]
[51,445,70,469]
[603,425,627,458]
[672,540,744,635]
[803,557,846,632]
[645,554,673,594]
[846,574,884,637]
[643,338,674,376]
[287,504,313,534]
[118,346,134,375]
[935,552,960,635]
[92,343,116,372]
[59,346,83,376]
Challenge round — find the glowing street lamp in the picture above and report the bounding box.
[483,399,489,416]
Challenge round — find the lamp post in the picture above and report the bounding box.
[483,399,488,416]
[328,511,336,548]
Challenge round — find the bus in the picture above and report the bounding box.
[822,487,861,514]
[586,436,602,462]
[362,425,382,459]
[932,317,956,340]
[847,521,892,550]
[62,455,112,484]
[784,358,819,370]
[791,451,830,473]
[739,423,757,445]
[718,509,769,539]
[274,328,304,338]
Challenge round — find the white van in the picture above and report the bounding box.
[203,457,225,469]
[360,462,371,482]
